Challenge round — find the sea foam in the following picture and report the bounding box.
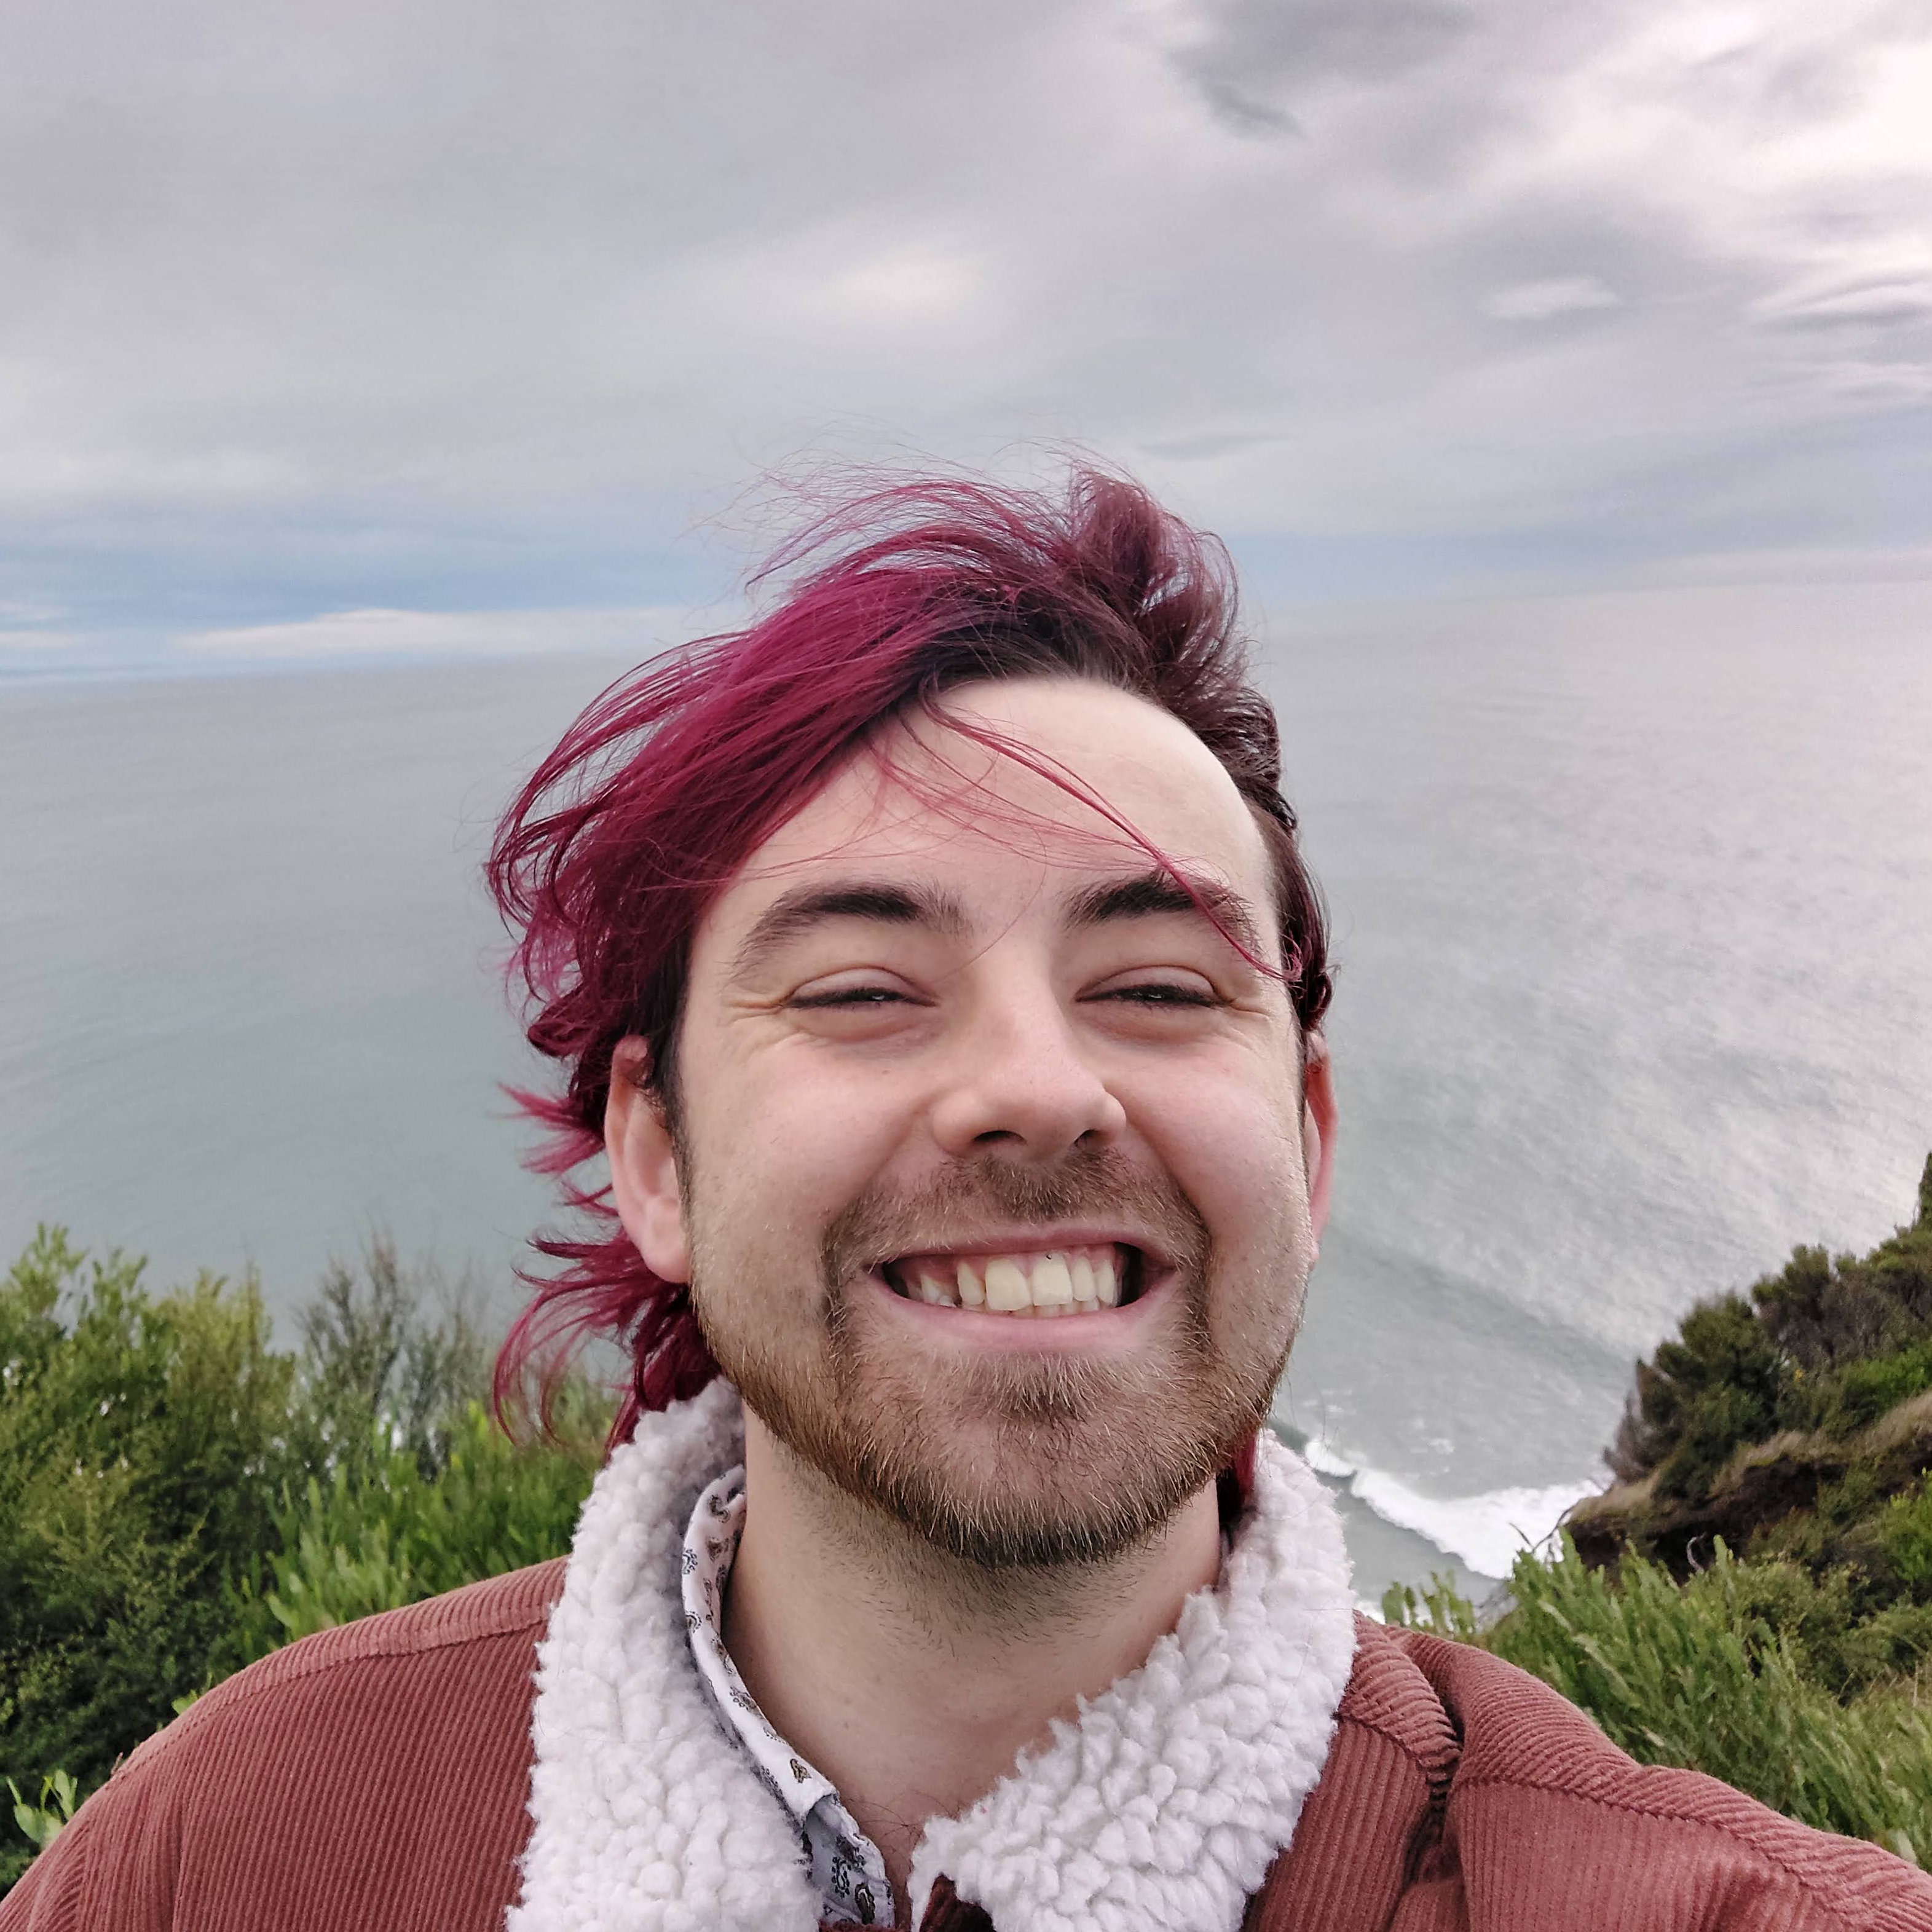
[1298,1433,1599,1581]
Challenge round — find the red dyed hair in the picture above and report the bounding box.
[489,468,1330,1448]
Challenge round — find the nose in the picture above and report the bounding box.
[927,984,1128,1161]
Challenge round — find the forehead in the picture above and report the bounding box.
[706,675,1274,936]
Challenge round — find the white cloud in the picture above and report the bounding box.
[1753,270,1932,326]
[0,0,1927,649]
[818,245,988,326]
[179,605,689,661]
[1484,277,1624,322]
[1628,542,1932,586]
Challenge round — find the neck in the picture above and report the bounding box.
[721,1414,1223,1925]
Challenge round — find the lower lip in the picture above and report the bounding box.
[864,1267,1170,1352]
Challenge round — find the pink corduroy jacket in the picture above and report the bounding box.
[2,1558,1927,1932]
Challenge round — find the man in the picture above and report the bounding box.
[6,471,1926,1932]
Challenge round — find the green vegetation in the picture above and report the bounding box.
[0,1229,602,1895]
[9,1157,1931,1890]
[1602,1154,1932,1520]
[6,1775,77,1863]
[256,1396,601,1650]
[1571,1155,1932,1602]
[1387,1154,1932,1867]
[1387,1539,1931,1867]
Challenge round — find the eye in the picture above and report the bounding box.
[1089,972,1224,1009]
[784,969,929,1012]
[789,985,911,1009]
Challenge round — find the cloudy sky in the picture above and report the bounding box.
[4,0,1929,672]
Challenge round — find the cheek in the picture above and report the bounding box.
[1135,1058,1314,1368]
[685,1058,913,1252]
[1138,1060,1309,1252]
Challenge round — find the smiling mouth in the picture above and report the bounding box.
[880,1244,1144,1319]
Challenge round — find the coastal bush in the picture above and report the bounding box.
[0,1229,298,1823]
[1816,1341,1932,1440]
[1880,1476,1932,1591]
[1609,1292,1789,1497]
[1396,1162,1932,1871]
[290,1240,491,1483]
[12,1164,1932,1895]
[1755,1162,1932,1376]
[1386,1538,1932,1865]
[1607,1156,1932,1503]
[0,1228,604,1897]
[240,1395,599,1654]
[5,1774,76,1863]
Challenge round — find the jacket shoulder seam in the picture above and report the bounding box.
[1330,1705,1453,1782]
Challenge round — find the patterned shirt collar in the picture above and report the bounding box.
[682,1467,895,1928]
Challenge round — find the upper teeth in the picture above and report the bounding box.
[901,1245,1123,1317]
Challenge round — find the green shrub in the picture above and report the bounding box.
[1716,1554,1932,1695]
[1,1772,78,1891]
[242,1397,599,1653]
[5,1773,76,1858]
[289,1240,491,1483]
[1379,1574,1479,1642]
[1390,1538,1932,1864]
[1756,1192,1932,1377]
[0,1229,298,1807]
[1611,1292,1791,1498]
[1818,1341,1932,1438]
[1609,1158,1932,1491]
[0,1228,607,1898]
[1880,1477,1932,1592]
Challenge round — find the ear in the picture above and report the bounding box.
[605,1037,691,1283]
[1300,1031,1336,1247]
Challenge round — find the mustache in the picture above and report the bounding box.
[818,1145,1212,1285]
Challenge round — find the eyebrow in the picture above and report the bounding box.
[1065,869,1268,963]
[729,867,1269,980]
[730,880,969,979]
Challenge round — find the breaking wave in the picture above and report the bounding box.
[1295,1433,1600,1581]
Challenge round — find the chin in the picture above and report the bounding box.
[736,1325,1276,1572]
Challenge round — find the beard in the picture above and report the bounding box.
[684,1144,1299,1571]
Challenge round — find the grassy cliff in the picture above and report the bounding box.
[1569,1153,1932,1609]
[1388,1155,1932,1866]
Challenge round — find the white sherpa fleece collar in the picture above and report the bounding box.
[508,1382,1357,1932]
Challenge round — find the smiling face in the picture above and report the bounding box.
[606,675,1333,1568]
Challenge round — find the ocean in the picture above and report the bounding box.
[4,581,1929,1605]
